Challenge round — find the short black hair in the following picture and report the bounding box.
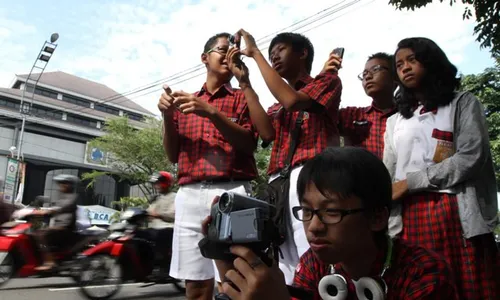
[368,52,394,74]
[203,32,231,53]
[394,37,461,119]
[268,32,315,74]
[297,147,392,213]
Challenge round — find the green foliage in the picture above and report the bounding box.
[461,62,500,187]
[495,212,500,235]
[251,140,272,196]
[81,116,176,196]
[461,62,500,245]
[81,116,273,202]
[109,196,150,223]
[388,0,500,57]
[111,196,150,211]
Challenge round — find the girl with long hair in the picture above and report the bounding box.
[383,37,499,299]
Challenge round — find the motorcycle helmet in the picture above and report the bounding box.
[53,174,80,192]
[53,174,80,184]
[149,171,174,190]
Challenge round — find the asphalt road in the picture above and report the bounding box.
[0,278,186,300]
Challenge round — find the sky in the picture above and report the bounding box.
[0,0,496,116]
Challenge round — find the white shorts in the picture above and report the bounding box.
[169,180,252,281]
[269,165,309,285]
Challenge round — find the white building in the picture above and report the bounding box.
[0,71,154,207]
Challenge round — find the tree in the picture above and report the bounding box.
[109,196,150,223]
[252,141,272,197]
[82,116,273,200]
[81,116,176,197]
[388,0,500,57]
[460,61,500,187]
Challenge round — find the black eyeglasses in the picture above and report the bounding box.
[292,206,365,224]
[358,65,389,81]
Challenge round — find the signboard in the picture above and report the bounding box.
[3,158,19,203]
[84,142,108,167]
[82,205,118,225]
[14,161,26,204]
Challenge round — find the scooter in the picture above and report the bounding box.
[0,210,106,287]
[77,207,185,300]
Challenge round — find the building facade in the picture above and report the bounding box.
[0,71,154,207]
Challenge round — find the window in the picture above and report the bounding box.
[126,113,144,122]
[95,104,120,115]
[0,97,21,110]
[30,105,63,119]
[65,114,99,128]
[34,88,59,99]
[63,95,91,108]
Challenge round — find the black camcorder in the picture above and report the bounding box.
[198,192,279,262]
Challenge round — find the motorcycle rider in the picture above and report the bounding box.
[34,174,79,271]
[146,171,176,270]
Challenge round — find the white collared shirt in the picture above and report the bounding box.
[391,103,455,193]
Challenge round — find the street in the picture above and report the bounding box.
[0,278,186,300]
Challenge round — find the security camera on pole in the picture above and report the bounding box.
[11,33,59,204]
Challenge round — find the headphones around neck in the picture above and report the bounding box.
[318,237,393,300]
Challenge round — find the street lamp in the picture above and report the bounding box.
[16,33,59,160]
[11,33,59,204]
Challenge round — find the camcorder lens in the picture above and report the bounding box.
[218,192,232,213]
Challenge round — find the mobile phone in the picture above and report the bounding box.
[163,84,181,112]
[229,34,241,48]
[332,47,345,59]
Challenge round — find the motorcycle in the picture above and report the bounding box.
[77,207,185,300]
[0,209,107,286]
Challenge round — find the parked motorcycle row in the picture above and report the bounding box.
[0,203,185,300]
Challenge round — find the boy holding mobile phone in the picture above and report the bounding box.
[338,52,397,159]
[158,32,259,300]
[226,29,342,284]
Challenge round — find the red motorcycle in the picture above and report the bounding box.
[0,210,106,286]
[77,207,185,300]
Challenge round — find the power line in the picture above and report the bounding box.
[33,0,363,118]
[114,0,368,104]
[1,0,373,160]
[12,0,368,126]
[299,0,374,35]
[79,0,353,104]
[109,0,362,102]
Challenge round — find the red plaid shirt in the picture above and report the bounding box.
[292,238,458,300]
[266,73,342,175]
[339,103,396,160]
[173,83,258,185]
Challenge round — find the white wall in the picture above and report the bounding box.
[22,132,86,163]
[0,127,87,165]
